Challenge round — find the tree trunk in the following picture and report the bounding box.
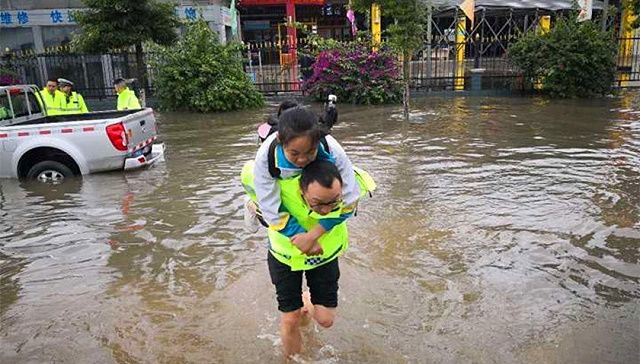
[403,50,411,121]
[425,1,433,90]
[135,42,147,94]
[601,0,609,32]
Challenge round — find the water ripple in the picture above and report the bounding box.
[1,96,639,363]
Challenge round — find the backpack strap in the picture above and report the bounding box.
[268,136,329,179]
[320,136,330,154]
[268,137,280,178]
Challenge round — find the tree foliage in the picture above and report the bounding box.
[628,0,640,29]
[352,0,426,118]
[73,0,181,92]
[150,20,264,112]
[72,0,180,53]
[350,0,426,56]
[509,16,617,98]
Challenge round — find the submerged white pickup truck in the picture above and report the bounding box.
[0,85,164,183]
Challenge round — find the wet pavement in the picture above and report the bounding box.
[1,93,639,363]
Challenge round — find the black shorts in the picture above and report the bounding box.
[267,251,340,313]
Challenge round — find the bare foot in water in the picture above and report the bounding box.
[300,291,314,325]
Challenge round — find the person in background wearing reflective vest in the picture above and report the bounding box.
[0,95,12,120]
[113,78,141,111]
[38,78,65,116]
[241,159,376,358]
[58,78,88,114]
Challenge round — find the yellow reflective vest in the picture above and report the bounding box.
[38,89,65,116]
[61,91,89,114]
[117,88,141,110]
[0,106,11,120]
[241,160,376,271]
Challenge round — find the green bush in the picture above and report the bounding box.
[0,67,21,86]
[629,0,640,29]
[509,16,617,98]
[151,20,264,112]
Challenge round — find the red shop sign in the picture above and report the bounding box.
[239,0,326,6]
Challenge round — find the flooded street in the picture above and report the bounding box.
[1,93,639,363]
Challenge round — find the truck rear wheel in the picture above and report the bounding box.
[26,161,74,183]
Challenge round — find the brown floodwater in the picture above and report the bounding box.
[1,93,639,363]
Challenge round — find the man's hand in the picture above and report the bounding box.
[291,233,323,255]
[307,241,323,256]
[291,232,314,254]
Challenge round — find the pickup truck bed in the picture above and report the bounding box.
[0,85,164,182]
[9,109,141,126]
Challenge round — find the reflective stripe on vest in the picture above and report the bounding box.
[39,89,64,115]
[61,92,86,114]
[117,88,141,110]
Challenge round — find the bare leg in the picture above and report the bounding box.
[312,305,336,328]
[302,291,315,325]
[304,291,337,328]
[280,310,303,357]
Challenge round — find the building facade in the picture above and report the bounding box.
[0,0,233,53]
[238,0,352,44]
[0,1,235,97]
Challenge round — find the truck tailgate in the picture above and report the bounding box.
[121,108,158,152]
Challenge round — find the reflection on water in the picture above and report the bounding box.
[1,94,639,363]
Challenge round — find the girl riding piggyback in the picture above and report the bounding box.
[249,107,360,251]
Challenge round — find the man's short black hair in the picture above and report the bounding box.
[47,77,58,84]
[300,160,343,191]
[113,78,126,85]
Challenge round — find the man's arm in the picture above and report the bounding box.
[79,94,88,113]
[128,91,141,109]
[325,135,360,206]
[316,206,355,232]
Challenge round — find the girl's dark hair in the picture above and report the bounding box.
[300,160,343,191]
[278,107,327,146]
[265,100,298,126]
[277,100,298,116]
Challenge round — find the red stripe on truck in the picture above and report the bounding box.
[61,128,73,133]
[39,130,51,135]
[83,127,95,132]
[0,133,7,138]
[18,132,29,137]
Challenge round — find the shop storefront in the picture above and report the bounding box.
[238,0,352,45]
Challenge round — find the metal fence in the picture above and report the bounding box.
[238,8,640,94]
[243,43,304,94]
[615,36,640,88]
[1,35,639,98]
[240,36,640,94]
[239,40,524,94]
[0,50,153,99]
